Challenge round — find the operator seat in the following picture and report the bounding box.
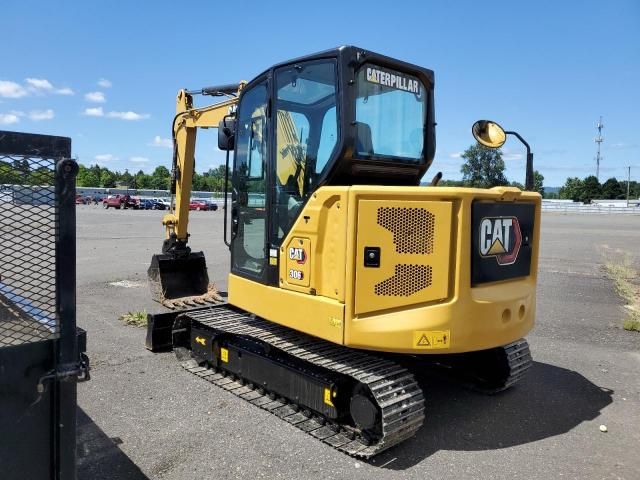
[355,122,374,156]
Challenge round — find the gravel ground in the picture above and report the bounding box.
[75,207,640,480]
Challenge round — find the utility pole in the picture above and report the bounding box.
[627,166,631,207]
[595,116,604,181]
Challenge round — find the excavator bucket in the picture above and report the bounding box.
[147,251,212,305]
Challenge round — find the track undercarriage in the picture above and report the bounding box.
[149,305,532,458]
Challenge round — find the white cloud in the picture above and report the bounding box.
[55,87,74,96]
[609,142,638,150]
[0,81,28,98]
[449,152,463,159]
[107,110,150,121]
[84,107,104,117]
[130,156,149,163]
[28,109,54,121]
[0,113,20,125]
[98,78,112,88]
[25,78,54,91]
[149,135,172,148]
[85,91,106,103]
[25,78,74,96]
[85,107,148,120]
[95,154,117,162]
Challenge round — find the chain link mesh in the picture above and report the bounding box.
[0,154,58,347]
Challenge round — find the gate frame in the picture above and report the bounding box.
[0,130,88,480]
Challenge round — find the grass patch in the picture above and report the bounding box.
[623,316,640,332]
[119,310,148,328]
[603,254,640,332]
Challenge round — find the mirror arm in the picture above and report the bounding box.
[505,131,534,191]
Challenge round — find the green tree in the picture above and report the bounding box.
[12,158,30,177]
[0,161,21,184]
[134,170,152,189]
[202,165,229,191]
[601,177,624,199]
[89,164,102,181]
[119,169,133,187]
[150,166,171,190]
[559,177,583,201]
[579,175,601,204]
[460,144,508,188]
[28,167,54,186]
[76,165,101,187]
[100,169,117,188]
[533,170,544,195]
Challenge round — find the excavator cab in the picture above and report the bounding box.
[222,47,436,287]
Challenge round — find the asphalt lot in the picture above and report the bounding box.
[75,206,640,480]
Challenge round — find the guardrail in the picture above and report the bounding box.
[542,203,640,215]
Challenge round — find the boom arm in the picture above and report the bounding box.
[161,83,245,253]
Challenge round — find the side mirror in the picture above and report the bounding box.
[472,120,506,148]
[218,117,235,150]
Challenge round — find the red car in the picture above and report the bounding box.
[103,194,139,209]
[189,200,209,211]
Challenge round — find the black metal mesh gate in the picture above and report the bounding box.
[0,131,85,480]
[0,152,58,346]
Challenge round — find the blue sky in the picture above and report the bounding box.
[1,0,638,186]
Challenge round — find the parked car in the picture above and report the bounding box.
[103,194,139,209]
[75,195,86,205]
[154,198,172,209]
[189,200,209,211]
[139,199,166,210]
[204,200,219,211]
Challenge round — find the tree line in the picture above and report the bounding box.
[437,144,638,202]
[76,164,229,192]
[3,149,637,203]
[557,176,639,203]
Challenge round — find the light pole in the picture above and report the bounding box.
[627,166,631,207]
[472,120,534,191]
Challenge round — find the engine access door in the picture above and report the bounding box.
[354,199,453,315]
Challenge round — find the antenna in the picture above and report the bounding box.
[594,116,604,181]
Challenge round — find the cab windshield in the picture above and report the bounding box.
[355,64,426,161]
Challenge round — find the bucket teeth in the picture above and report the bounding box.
[159,287,224,310]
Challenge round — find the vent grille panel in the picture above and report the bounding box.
[377,207,435,254]
[355,199,452,316]
[374,264,433,297]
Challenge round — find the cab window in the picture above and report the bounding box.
[272,60,338,242]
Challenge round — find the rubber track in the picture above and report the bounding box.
[177,306,425,458]
[492,338,532,393]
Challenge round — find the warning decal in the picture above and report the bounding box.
[413,330,450,349]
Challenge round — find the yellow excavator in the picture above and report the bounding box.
[146,46,541,457]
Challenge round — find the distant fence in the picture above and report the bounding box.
[76,186,226,200]
[542,203,640,215]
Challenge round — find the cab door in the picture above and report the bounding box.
[230,79,270,282]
